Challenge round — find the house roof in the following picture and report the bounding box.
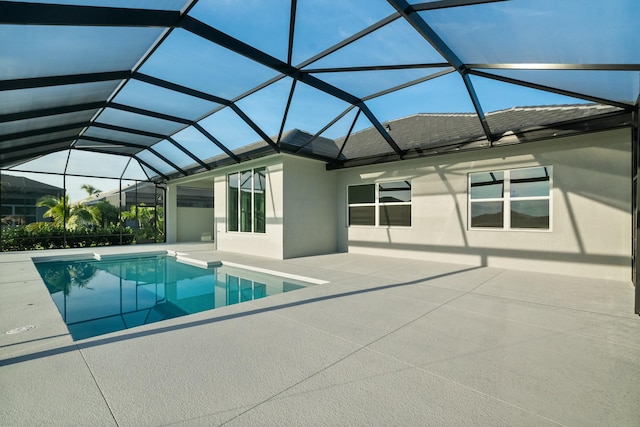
[0,1,638,181]
[200,103,629,169]
[1,173,64,194]
[335,103,630,166]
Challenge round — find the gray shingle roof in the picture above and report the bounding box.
[486,104,622,136]
[162,104,628,173]
[336,104,624,161]
[1,173,64,193]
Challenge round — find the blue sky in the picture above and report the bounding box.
[4,0,638,201]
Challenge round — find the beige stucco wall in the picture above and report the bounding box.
[167,128,632,280]
[212,157,284,258]
[337,128,632,282]
[176,207,214,242]
[282,155,338,258]
[168,157,284,257]
[165,184,178,243]
[175,180,214,242]
[169,154,337,259]
[167,178,214,243]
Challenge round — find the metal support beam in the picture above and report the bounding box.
[72,140,169,180]
[362,68,455,102]
[0,71,130,91]
[304,63,451,73]
[296,12,401,69]
[387,0,494,142]
[87,122,218,171]
[293,105,356,154]
[146,147,187,177]
[181,16,296,75]
[133,73,229,105]
[167,137,211,170]
[0,143,72,166]
[181,17,361,106]
[387,0,463,69]
[0,136,74,156]
[87,125,187,176]
[358,103,404,156]
[90,122,165,140]
[132,74,279,153]
[0,2,180,27]
[0,102,106,124]
[278,79,297,145]
[411,0,508,12]
[132,157,168,181]
[461,73,494,142]
[192,123,241,163]
[0,121,89,142]
[287,0,297,65]
[109,103,192,125]
[466,63,640,71]
[76,135,148,150]
[229,104,280,152]
[633,98,640,315]
[334,109,362,163]
[181,16,406,156]
[469,69,634,111]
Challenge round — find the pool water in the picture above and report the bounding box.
[34,254,310,340]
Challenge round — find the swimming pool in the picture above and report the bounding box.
[34,253,315,340]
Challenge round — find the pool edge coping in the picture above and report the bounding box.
[30,249,329,285]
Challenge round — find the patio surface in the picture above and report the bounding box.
[1,243,639,426]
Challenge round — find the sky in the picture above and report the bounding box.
[2,0,638,202]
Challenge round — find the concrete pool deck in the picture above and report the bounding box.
[1,243,639,426]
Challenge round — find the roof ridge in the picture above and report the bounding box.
[379,104,612,123]
[485,103,610,115]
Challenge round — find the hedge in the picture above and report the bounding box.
[1,223,136,251]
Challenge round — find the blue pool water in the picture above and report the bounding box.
[34,254,310,340]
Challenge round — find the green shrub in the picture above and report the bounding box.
[1,223,136,251]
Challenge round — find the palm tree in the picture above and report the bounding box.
[80,184,101,197]
[37,194,70,227]
[37,195,101,229]
[94,200,120,228]
[121,203,164,241]
[68,203,102,229]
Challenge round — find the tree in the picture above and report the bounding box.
[36,194,70,227]
[79,184,120,228]
[121,203,164,242]
[68,203,101,229]
[94,200,120,228]
[81,184,101,197]
[36,194,102,229]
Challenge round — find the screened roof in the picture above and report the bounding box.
[1,0,638,181]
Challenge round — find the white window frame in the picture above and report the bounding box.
[468,166,552,232]
[347,180,412,227]
[227,167,266,234]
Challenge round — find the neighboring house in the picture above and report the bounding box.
[80,181,162,210]
[165,104,633,282]
[0,174,63,226]
[81,181,212,242]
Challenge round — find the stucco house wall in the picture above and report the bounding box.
[282,155,338,258]
[336,128,632,281]
[176,179,214,243]
[167,128,632,281]
[211,156,284,258]
[168,154,339,259]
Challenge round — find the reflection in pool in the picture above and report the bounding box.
[35,255,309,340]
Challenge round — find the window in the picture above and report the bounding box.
[227,167,266,233]
[348,181,411,227]
[469,166,551,230]
[177,186,213,208]
[226,275,266,305]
